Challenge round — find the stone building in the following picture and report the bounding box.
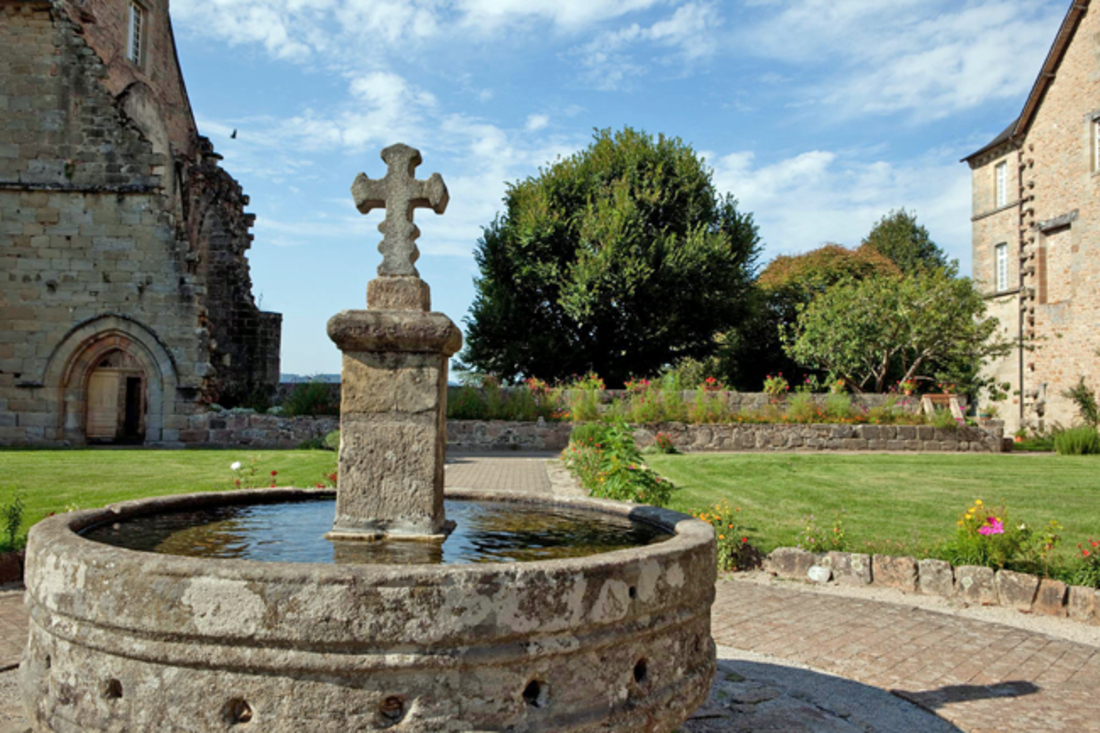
[0,0,280,445]
[965,0,1100,434]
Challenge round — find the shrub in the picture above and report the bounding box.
[323,430,340,451]
[562,420,674,507]
[283,381,338,416]
[691,502,761,572]
[687,388,728,423]
[1054,426,1100,455]
[564,372,605,422]
[1062,377,1100,428]
[941,499,1061,573]
[2,493,24,551]
[1072,539,1100,588]
[653,432,677,454]
[763,373,789,401]
[786,393,816,423]
[798,510,847,552]
[823,393,853,421]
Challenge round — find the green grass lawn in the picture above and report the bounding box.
[650,452,1100,560]
[0,448,337,547]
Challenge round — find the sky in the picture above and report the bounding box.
[169,0,1070,376]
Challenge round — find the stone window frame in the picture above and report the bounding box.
[994,242,1008,293]
[994,160,1008,208]
[126,1,147,68]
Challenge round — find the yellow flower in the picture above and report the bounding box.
[718,535,725,540]
[975,500,983,506]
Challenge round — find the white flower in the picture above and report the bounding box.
[230,462,242,471]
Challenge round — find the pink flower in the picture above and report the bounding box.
[978,518,1005,536]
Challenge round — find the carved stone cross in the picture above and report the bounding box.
[351,143,449,278]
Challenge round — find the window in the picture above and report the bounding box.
[126,3,144,66]
[995,242,1008,292]
[995,161,1008,208]
[1093,118,1100,172]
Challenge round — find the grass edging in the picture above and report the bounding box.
[760,547,1099,626]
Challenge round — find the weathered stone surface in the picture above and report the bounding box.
[996,569,1040,612]
[955,566,997,605]
[1033,578,1068,617]
[918,559,954,596]
[367,275,432,311]
[822,551,871,586]
[807,565,832,584]
[1067,585,1098,624]
[20,489,717,733]
[872,555,918,593]
[328,310,463,355]
[764,548,818,580]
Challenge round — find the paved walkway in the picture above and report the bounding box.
[0,454,1097,732]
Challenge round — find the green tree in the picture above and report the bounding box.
[783,267,1012,393]
[460,127,761,387]
[719,244,899,390]
[861,209,949,275]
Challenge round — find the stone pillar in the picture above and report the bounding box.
[326,309,461,539]
[326,144,460,540]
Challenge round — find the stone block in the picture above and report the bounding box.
[916,426,934,441]
[764,548,817,580]
[1032,579,1068,617]
[896,426,917,441]
[955,566,997,605]
[341,351,445,415]
[807,565,832,583]
[178,429,208,443]
[918,559,954,596]
[996,569,1040,612]
[1067,585,1098,624]
[872,555,918,593]
[823,551,871,586]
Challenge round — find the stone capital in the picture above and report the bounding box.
[327,310,462,356]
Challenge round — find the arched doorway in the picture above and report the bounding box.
[85,350,146,444]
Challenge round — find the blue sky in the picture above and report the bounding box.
[170,0,1069,375]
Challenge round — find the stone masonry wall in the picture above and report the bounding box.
[169,414,1003,452]
[0,0,204,444]
[970,3,1100,434]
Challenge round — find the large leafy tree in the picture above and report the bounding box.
[459,127,760,387]
[861,209,948,275]
[719,244,899,390]
[783,267,1012,393]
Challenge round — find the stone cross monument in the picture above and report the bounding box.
[326,144,462,541]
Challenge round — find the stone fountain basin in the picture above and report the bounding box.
[21,488,716,733]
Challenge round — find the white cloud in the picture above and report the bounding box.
[575,2,723,89]
[456,0,664,32]
[737,0,1066,120]
[709,148,974,270]
[525,114,550,131]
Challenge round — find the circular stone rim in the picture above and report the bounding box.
[34,487,714,579]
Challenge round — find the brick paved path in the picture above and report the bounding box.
[445,451,555,494]
[712,579,1100,733]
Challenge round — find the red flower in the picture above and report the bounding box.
[271,470,278,476]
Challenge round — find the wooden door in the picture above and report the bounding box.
[87,371,122,440]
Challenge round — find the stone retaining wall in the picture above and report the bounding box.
[171,415,1004,452]
[634,422,1005,453]
[764,547,1099,626]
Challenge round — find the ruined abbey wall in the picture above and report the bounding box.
[0,0,280,445]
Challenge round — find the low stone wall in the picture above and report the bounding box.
[635,422,1005,453]
[175,415,1004,452]
[764,547,1099,626]
[447,420,573,452]
[178,411,339,448]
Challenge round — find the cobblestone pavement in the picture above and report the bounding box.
[711,578,1100,733]
[1,454,1097,732]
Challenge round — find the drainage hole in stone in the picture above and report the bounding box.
[628,586,637,600]
[43,655,50,670]
[522,679,548,708]
[101,679,122,700]
[223,698,253,725]
[633,659,648,685]
[379,695,406,723]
